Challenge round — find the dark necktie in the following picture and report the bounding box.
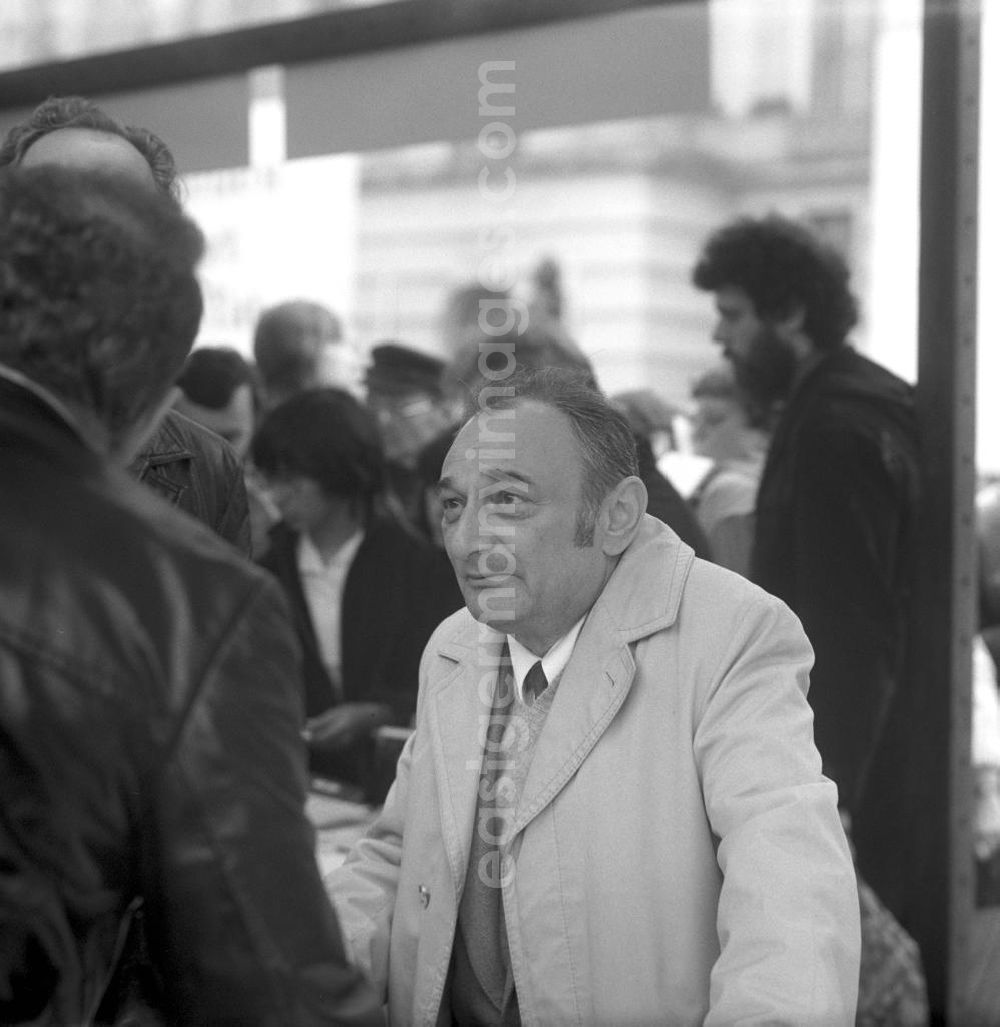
[522,660,548,705]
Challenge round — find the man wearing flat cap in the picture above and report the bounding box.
[365,341,456,530]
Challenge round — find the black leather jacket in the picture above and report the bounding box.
[130,408,252,557]
[0,379,381,1026]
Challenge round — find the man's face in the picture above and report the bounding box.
[20,128,158,193]
[369,390,451,467]
[437,400,611,655]
[260,473,339,538]
[711,286,797,411]
[691,395,752,463]
[710,285,764,363]
[174,383,255,458]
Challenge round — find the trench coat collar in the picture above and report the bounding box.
[430,515,694,885]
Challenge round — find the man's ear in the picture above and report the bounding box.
[110,386,182,467]
[599,475,647,557]
[773,302,815,359]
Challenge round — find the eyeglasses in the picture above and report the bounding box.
[369,396,436,425]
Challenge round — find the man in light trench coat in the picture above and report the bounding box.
[327,366,861,1026]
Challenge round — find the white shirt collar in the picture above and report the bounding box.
[297,529,364,575]
[295,529,365,695]
[506,616,586,704]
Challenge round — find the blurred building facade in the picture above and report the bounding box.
[349,0,883,401]
[1,0,906,408]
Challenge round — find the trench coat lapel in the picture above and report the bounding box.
[509,516,692,838]
[428,630,506,894]
[512,603,636,838]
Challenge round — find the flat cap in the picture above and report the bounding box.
[365,342,446,397]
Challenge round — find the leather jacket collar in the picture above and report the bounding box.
[0,363,94,451]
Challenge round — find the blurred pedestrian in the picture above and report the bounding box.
[687,364,769,576]
[254,300,361,409]
[253,388,462,800]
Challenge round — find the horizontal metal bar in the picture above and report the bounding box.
[0,0,691,112]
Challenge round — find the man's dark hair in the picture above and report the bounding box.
[473,367,638,546]
[692,213,859,351]
[252,300,342,400]
[251,388,385,521]
[0,165,203,437]
[177,346,259,411]
[0,95,180,201]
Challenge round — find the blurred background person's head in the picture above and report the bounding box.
[685,363,769,575]
[253,300,359,409]
[692,213,859,414]
[689,363,770,465]
[439,280,515,360]
[364,342,452,470]
[0,164,203,462]
[175,347,259,458]
[443,318,597,418]
[611,388,679,462]
[251,388,386,547]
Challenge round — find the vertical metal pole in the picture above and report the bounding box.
[915,0,980,1018]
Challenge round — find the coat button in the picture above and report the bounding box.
[418,884,430,909]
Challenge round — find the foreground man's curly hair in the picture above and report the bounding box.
[0,165,203,438]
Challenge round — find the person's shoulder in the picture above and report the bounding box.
[696,464,759,517]
[801,349,915,428]
[7,462,287,709]
[675,559,810,674]
[156,407,242,471]
[686,554,770,604]
[681,553,800,634]
[124,491,293,682]
[109,465,272,598]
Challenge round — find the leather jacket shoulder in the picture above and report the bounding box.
[0,382,380,1025]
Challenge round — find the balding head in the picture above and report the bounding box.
[0,96,180,202]
[19,127,159,194]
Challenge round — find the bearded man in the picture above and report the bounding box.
[693,214,922,918]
